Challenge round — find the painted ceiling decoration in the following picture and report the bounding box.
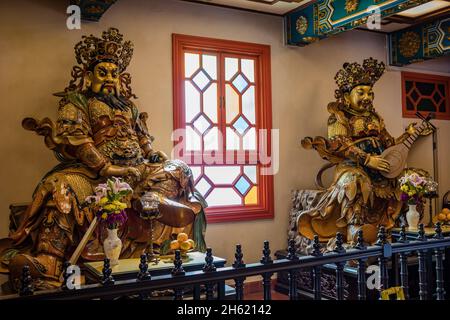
[70,0,118,22]
[389,16,450,65]
[285,0,433,46]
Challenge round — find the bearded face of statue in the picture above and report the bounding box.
[87,62,120,95]
[344,85,374,113]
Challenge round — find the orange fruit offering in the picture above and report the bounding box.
[170,240,180,250]
[180,240,191,251]
[438,213,446,222]
[187,239,195,249]
[446,213,450,221]
[177,232,188,242]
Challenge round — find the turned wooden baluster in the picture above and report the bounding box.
[397,225,410,299]
[286,239,299,300]
[311,235,322,300]
[260,240,273,301]
[416,224,428,300]
[232,244,246,300]
[171,250,185,300]
[202,247,217,300]
[353,230,367,300]
[137,254,151,281]
[375,226,389,293]
[334,232,346,300]
[434,223,446,300]
[101,258,115,286]
[19,265,34,297]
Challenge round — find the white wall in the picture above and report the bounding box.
[0,0,449,265]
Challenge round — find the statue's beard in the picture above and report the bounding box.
[88,88,131,111]
[361,100,373,111]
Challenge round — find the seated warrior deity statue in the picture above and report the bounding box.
[0,28,207,290]
[298,58,429,251]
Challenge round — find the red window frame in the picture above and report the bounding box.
[172,34,274,223]
[402,72,450,120]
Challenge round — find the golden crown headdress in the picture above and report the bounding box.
[334,57,385,96]
[74,27,133,73]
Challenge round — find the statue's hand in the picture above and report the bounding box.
[405,122,417,135]
[365,155,390,173]
[100,164,141,180]
[148,151,168,163]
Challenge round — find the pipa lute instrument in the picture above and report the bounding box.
[380,112,435,179]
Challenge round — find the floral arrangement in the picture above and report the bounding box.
[399,172,436,205]
[85,178,133,229]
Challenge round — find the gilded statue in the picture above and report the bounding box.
[298,58,428,250]
[0,28,207,290]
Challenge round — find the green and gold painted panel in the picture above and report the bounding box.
[389,16,450,66]
[70,0,118,22]
[286,0,432,46]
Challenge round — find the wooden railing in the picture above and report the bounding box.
[0,223,448,300]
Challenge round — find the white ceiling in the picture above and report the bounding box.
[185,0,312,15]
[397,0,450,18]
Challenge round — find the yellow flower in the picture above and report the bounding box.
[101,213,108,219]
[99,197,108,205]
[103,204,116,212]
[112,200,127,210]
[400,185,408,192]
[407,191,415,196]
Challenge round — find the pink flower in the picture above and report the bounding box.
[112,177,132,193]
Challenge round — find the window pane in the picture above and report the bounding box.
[405,80,413,94]
[206,188,242,206]
[192,70,210,91]
[204,126,219,150]
[193,114,211,134]
[185,126,201,151]
[410,89,419,102]
[437,84,445,97]
[416,81,435,96]
[235,176,251,195]
[202,54,217,80]
[244,166,257,183]
[244,186,258,205]
[226,84,239,123]
[204,166,240,184]
[241,59,255,83]
[184,81,200,123]
[243,127,256,150]
[417,98,436,112]
[233,116,250,135]
[406,97,414,111]
[203,83,218,123]
[195,177,212,195]
[242,86,256,124]
[190,166,202,182]
[226,127,240,150]
[185,53,199,78]
[225,57,238,81]
[232,74,249,93]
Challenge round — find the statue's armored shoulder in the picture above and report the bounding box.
[327,102,349,138]
[54,91,89,114]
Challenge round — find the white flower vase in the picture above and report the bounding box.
[406,204,420,229]
[103,228,122,266]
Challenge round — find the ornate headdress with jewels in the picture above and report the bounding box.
[334,57,385,99]
[74,27,134,73]
[61,28,136,99]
